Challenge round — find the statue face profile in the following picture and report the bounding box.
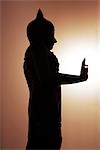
[45,32,57,50]
[27,9,57,50]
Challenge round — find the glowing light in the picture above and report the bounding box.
[58,35,100,93]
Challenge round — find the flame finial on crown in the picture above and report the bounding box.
[36,9,44,20]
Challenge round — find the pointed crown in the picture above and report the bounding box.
[36,9,44,20]
[27,9,54,43]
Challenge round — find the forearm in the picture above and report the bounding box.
[58,73,86,85]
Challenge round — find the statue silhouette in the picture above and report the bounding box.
[23,9,88,150]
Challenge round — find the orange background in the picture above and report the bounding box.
[1,1,100,149]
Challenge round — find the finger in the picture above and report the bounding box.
[82,58,85,66]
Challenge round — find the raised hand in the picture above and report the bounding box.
[80,58,88,81]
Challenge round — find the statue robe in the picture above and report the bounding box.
[24,45,62,149]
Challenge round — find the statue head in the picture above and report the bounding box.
[27,9,57,49]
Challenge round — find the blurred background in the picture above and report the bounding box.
[1,0,100,149]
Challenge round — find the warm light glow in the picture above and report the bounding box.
[58,35,100,90]
[1,1,100,149]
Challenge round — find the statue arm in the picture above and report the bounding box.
[58,73,86,84]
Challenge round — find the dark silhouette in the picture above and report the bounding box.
[23,9,88,150]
